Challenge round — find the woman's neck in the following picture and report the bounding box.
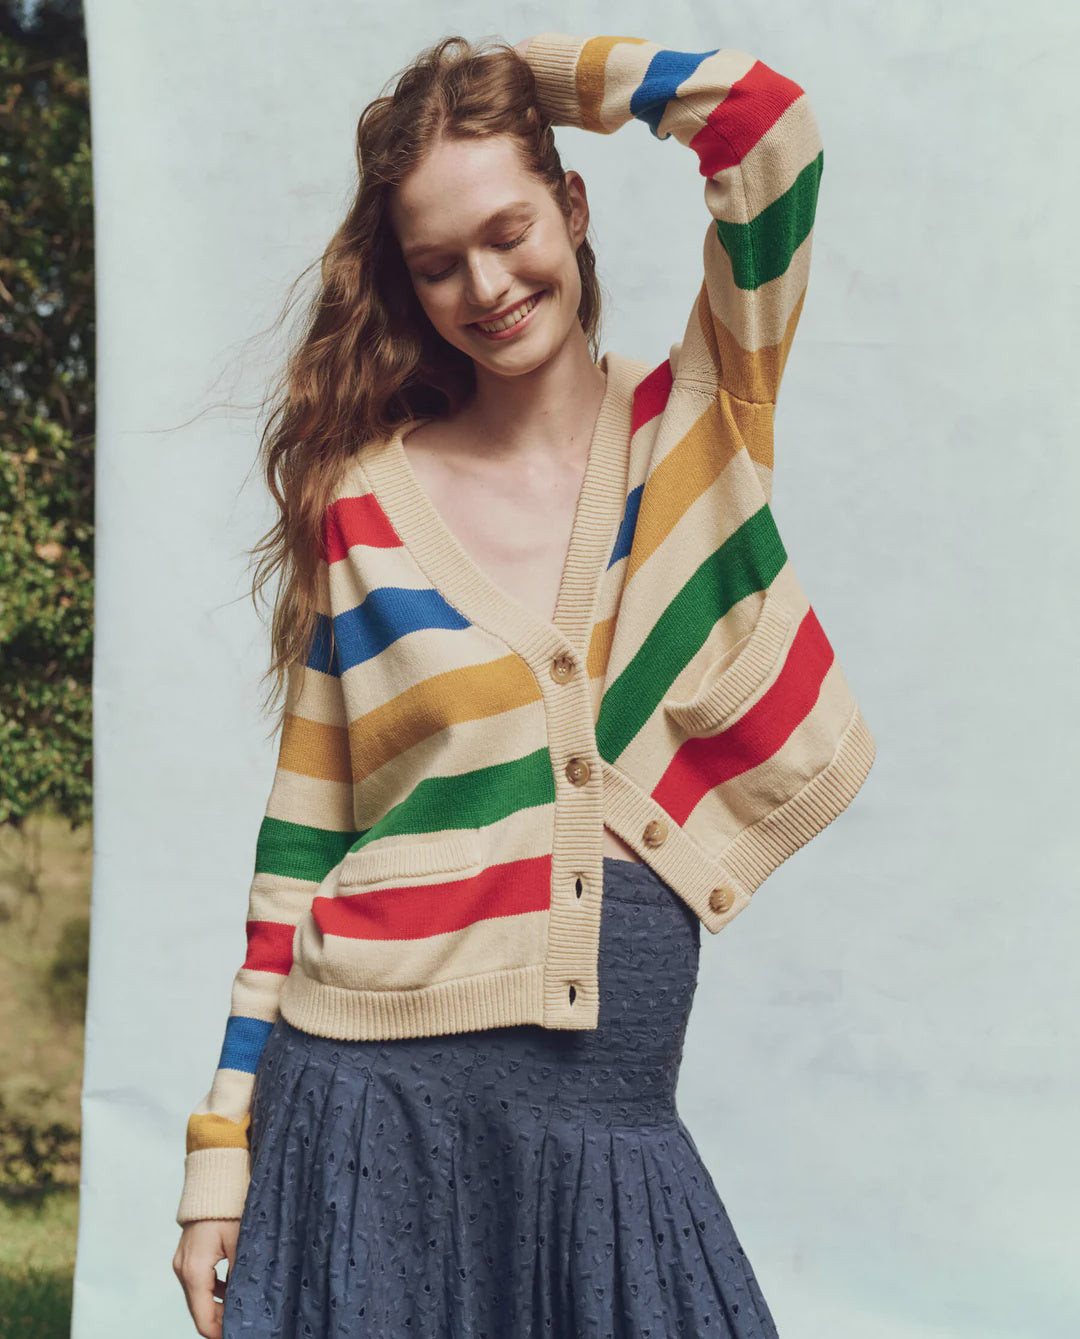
[458,338,607,462]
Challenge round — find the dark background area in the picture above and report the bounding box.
[1,0,93,1334]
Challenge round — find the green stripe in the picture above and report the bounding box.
[713,149,823,290]
[597,503,787,763]
[348,747,557,851]
[254,817,359,883]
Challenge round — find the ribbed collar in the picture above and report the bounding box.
[357,350,638,663]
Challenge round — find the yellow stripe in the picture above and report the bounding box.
[278,712,352,783]
[695,279,808,405]
[576,35,649,131]
[348,655,543,784]
[587,613,617,682]
[625,397,746,582]
[186,1111,251,1155]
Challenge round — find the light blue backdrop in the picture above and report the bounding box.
[78,1,1079,1335]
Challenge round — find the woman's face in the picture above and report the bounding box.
[389,134,589,378]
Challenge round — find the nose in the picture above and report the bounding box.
[463,253,512,310]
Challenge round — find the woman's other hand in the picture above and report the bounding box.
[173,1219,241,1338]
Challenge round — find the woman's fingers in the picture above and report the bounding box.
[173,1220,239,1338]
[222,1218,240,1270]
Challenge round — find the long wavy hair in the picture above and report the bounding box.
[248,35,605,730]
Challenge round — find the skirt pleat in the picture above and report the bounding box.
[223,856,780,1338]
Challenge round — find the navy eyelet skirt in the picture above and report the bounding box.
[223,856,779,1338]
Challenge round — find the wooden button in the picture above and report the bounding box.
[549,653,575,683]
[642,819,668,847]
[565,757,591,786]
[709,885,735,914]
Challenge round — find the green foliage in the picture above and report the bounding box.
[0,1093,79,1201]
[0,0,94,831]
[43,913,88,1022]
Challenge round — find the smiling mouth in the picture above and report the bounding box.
[470,290,545,333]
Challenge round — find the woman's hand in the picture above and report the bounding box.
[173,1219,241,1338]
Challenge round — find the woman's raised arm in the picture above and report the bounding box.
[519,32,824,501]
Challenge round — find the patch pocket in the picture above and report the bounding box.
[661,588,793,736]
[337,829,484,890]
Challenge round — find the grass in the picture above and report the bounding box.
[0,811,90,1339]
[0,1189,78,1339]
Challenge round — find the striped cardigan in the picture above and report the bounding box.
[178,30,876,1225]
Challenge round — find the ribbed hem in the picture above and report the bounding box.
[176,1147,250,1225]
[280,962,557,1040]
[719,702,877,910]
[602,702,876,936]
[524,32,591,125]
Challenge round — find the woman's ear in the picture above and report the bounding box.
[564,170,590,250]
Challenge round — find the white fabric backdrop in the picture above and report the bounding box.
[78,1,1079,1335]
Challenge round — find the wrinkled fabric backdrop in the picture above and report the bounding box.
[77,1,1078,1335]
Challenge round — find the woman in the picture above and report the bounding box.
[173,26,872,1339]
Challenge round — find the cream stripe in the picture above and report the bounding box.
[189,1067,254,1124]
[229,967,293,1022]
[264,766,355,830]
[700,226,814,360]
[307,907,550,992]
[247,872,322,923]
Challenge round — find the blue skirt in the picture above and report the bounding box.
[223,856,779,1338]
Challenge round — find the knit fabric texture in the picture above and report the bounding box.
[178,30,876,1225]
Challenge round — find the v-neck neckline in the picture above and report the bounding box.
[357,350,636,661]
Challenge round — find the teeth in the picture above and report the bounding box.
[476,293,540,332]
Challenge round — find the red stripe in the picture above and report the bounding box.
[630,358,675,437]
[242,920,295,974]
[689,61,805,178]
[323,493,403,564]
[310,853,553,941]
[652,606,834,823]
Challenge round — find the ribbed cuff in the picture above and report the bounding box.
[523,32,591,125]
[176,1147,250,1225]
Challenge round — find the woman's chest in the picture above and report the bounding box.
[403,431,587,629]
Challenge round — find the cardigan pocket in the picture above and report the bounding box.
[661,588,793,736]
[336,829,485,890]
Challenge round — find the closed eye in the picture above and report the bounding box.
[420,227,532,284]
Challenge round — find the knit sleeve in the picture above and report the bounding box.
[175,550,355,1225]
[523,32,823,503]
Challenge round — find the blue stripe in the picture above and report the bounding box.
[630,47,719,137]
[218,1015,275,1074]
[607,484,644,568]
[308,588,471,677]
[307,613,341,676]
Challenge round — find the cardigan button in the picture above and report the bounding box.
[565,757,591,786]
[709,885,736,914]
[642,819,667,847]
[550,653,575,683]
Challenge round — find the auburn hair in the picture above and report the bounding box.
[246,35,605,730]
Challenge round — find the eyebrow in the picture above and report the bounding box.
[401,202,535,261]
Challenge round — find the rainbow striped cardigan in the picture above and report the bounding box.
[178,30,876,1224]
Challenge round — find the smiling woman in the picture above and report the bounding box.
[172,25,874,1339]
[388,133,593,369]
